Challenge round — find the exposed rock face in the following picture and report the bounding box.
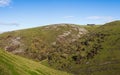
[56,25,88,44]
[4,37,25,54]
[43,23,88,45]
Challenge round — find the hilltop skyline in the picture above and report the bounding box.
[0,0,120,32]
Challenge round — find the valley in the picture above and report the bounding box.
[0,21,120,75]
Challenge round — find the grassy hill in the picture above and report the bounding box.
[0,24,88,61]
[0,21,120,75]
[0,49,71,75]
[47,21,120,75]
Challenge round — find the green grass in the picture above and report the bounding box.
[0,50,72,75]
[0,21,120,75]
[46,21,120,75]
[0,24,87,61]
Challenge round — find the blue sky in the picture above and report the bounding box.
[0,0,120,32]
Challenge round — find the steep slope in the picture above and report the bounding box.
[47,21,120,75]
[0,24,88,61]
[0,49,71,75]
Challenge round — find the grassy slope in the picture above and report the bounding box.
[46,21,120,75]
[0,24,82,44]
[0,50,71,75]
[0,24,87,61]
[89,21,120,75]
[77,21,120,75]
[0,21,120,75]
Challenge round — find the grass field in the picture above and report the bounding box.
[0,49,71,75]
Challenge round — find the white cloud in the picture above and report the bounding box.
[86,16,102,19]
[62,16,75,19]
[86,16,113,20]
[0,0,11,7]
[86,16,115,23]
[0,22,20,26]
[104,16,114,22]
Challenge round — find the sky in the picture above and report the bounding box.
[0,0,120,32]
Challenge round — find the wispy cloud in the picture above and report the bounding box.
[86,16,113,20]
[86,16,114,23]
[0,0,11,7]
[62,16,75,19]
[86,16,102,20]
[0,22,20,26]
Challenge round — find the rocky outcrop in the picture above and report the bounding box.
[4,37,25,54]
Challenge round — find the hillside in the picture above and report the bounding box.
[0,21,120,75]
[0,24,89,61]
[47,21,120,75]
[0,49,71,75]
